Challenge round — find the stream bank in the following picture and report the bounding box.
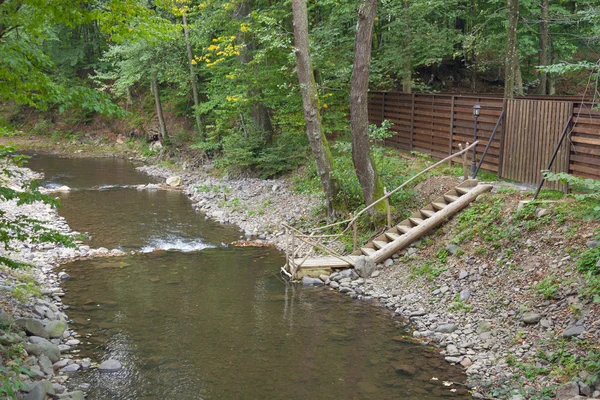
[0,166,129,399]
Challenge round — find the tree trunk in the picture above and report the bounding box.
[538,0,549,94]
[515,61,524,96]
[235,0,274,144]
[350,0,385,214]
[291,0,339,218]
[182,13,204,138]
[151,72,168,141]
[504,0,519,98]
[401,0,412,93]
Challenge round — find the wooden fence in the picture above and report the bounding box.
[368,92,600,183]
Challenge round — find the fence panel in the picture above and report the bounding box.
[570,103,600,180]
[502,99,572,189]
[368,91,600,184]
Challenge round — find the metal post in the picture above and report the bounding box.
[532,115,573,200]
[471,115,479,178]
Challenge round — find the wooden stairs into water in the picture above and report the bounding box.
[292,180,492,278]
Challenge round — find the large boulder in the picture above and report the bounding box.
[354,256,375,278]
[166,176,183,187]
[17,318,48,338]
[44,321,67,339]
[25,342,61,363]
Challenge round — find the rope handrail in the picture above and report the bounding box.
[282,141,479,278]
[310,141,479,235]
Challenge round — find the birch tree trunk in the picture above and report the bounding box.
[350,0,385,214]
[291,0,340,218]
[151,72,168,141]
[182,13,204,138]
[504,0,519,98]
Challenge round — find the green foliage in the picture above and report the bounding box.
[0,343,30,398]
[215,130,308,178]
[436,249,448,264]
[543,171,600,220]
[576,246,600,274]
[410,261,448,281]
[535,275,561,299]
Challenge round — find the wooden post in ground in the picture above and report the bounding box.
[384,187,392,229]
[460,143,469,180]
[353,222,358,252]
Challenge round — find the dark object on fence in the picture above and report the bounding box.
[471,103,481,178]
[475,110,505,177]
[532,115,574,200]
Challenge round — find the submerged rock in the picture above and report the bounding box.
[98,359,122,372]
[301,276,324,286]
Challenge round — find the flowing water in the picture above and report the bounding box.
[27,154,469,399]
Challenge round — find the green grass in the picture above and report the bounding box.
[410,261,448,281]
[535,275,561,299]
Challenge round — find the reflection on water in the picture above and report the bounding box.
[27,155,468,399]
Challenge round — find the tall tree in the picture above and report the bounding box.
[182,11,204,137]
[504,0,521,98]
[151,72,169,141]
[538,0,550,94]
[291,0,339,217]
[234,0,274,144]
[350,0,385,214]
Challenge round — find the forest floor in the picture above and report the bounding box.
[2,133,600,399]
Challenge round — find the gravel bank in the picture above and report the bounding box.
[0,166,126,399]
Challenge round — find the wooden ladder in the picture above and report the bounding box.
[351,179,492,264]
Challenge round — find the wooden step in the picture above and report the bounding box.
[385,232,401,241]
[444,194,459,203]
[361,247,377,256]
[409,217,424,225]
[456,186,471,195]
[397,225,412,234]
[372,240,389,249]
[420,209,435,218]
[294,256,355,268]
[432,202,447,211]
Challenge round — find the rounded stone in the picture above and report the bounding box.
[98,359,122,372]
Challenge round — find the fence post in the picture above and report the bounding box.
[381,92,386,123]
[409,93,415,151]
[497,99,507,179]
[449,95,455,164]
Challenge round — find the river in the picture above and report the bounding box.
[26,154,469,399]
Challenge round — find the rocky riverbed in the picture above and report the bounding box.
[0,166,126,399]
[138,164,599,400]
